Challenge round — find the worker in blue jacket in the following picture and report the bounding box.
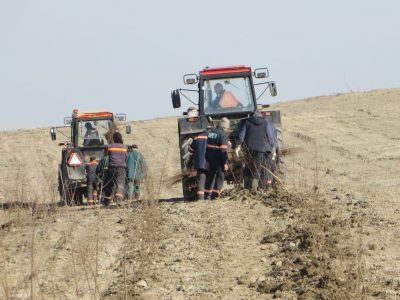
[188,129,210,200]
[236,110,277,190]
[204,118,230,200]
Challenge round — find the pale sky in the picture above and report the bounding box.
[0,0,399,130]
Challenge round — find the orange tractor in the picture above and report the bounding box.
[50,109,131,204]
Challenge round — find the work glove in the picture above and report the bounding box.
[235,145,241,157]
[224,164,229,171]
[271,147,276,161]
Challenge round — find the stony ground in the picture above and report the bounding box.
[1,88,400,299]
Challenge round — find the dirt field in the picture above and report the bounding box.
[0,88,399,299]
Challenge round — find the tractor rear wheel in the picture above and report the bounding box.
[275,127,286,182]
[179,135,197,200]
[60,183,84,206]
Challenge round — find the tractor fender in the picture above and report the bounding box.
[261,110,281,126]
[178,115,209,136]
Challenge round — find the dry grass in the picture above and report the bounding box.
[0,127,373,299]
[239,139,370,299]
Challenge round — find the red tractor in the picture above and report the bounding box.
[171,65,283,199]
[50,109,131,204]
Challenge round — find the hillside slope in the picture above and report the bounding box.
[0,88,399,299]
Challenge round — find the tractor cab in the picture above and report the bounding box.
[172,65,277,118]
[73,114,112,147]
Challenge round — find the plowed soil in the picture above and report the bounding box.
[1,88,399,299]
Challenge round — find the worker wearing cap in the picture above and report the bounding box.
[204,117,230,200]
[103,132,128,205]
[236,110,277,190]
[187,107,199,117]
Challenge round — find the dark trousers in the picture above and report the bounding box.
[244,150,265,189]
[261,152,276,186]
[86,175,98,201]
[196,168,207,200]
[205,165,225,199]
[104,166,126,202]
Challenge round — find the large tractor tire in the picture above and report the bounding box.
[60,183,84,206]
[59,177,84,206]
[179,134,197,200]
[275,127,286,182]
[58,164,85,206]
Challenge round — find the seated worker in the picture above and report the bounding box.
[208,83,241,111]
[83,122,101,146]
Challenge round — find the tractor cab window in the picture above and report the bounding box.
[202,77,255,115]
[78,119,112,147]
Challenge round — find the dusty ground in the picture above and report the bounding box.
[0,88,400,299]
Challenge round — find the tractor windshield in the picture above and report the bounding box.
[78,119,112,147]
[202,77,255,115]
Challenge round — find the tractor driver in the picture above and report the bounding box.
[208,83,226,110]
[83,122,101,146]
[207,83,242,112]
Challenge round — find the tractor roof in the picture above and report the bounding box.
[199,65,252,76]
[72,109,113,119]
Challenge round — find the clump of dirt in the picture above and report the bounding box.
[223,187,354,299]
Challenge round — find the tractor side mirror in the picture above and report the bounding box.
[269,81,278,97]
[126,125,132,134]
[254,68,269,79]
[171,90,181,108]
[50,127,57,140]
[183,74,198,85]
[64,117,72,125]
[115,114,126,122]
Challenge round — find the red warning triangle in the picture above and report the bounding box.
[68,153,83,166]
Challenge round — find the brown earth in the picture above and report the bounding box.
[0,88,399,299]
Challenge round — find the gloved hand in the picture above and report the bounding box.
[235,145,241,157]
[224,164,229,171]
[271,147,276,161]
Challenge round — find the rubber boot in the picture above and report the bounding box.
[251,178,259,191]
[244,174,252,189]
[211,192,220,200]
